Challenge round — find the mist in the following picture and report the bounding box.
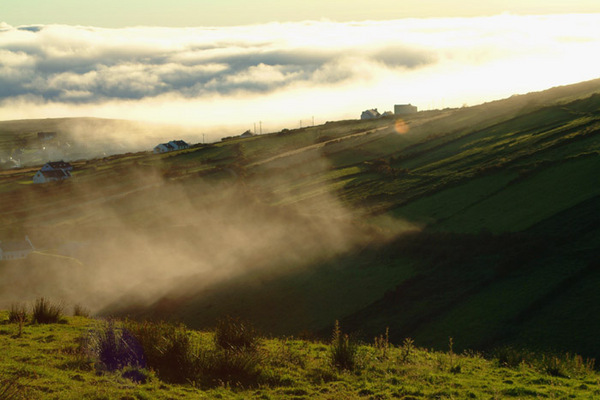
[0,144,417,315]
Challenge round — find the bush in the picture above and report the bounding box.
[214,316,259,351]
[197,349,263,388]
[125,320,198,384]
[92,321,145,372]
[538,353,595,378]
[31,298,63,324]
[492,346,534,368]
[73,304,90,317]
[8,304,27,324]
[329,321,357,371]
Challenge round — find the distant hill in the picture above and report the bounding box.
[1,77,599,360]
[0,117,195,166]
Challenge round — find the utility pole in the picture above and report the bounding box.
[299,120,302,128]
[259,121,262,135]
[312,116,314,126]
[202,133,205,144]
[254,122,256,134]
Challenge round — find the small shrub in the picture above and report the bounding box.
[400,338,414,363]
[329,321,357,371]
[92,321,145,372]
[492,346,533,368]
[374,327,390,359]
[73,304,90,317]
[121,366,151,384]
[215,316,259,351]
[197,349,263,388]
[31,298,63,324]
[8,304,27,324]
[447,337,461,374]
[8,304,27,337]
[125,320,198,384]
[538,353,595,378]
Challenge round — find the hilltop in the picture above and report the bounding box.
[0,77,599,363]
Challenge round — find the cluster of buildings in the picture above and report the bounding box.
[361,104,418,120]
[0,236,34,261]
[32,160,73,184]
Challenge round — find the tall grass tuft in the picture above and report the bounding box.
[214,316,259,351]
[124,320,198,384]
[8,304,27,324]
[31,298,63,324]
[197,349,264,388]
[329,320,357,371]
[539,353,595,378]
[73,304,90,317]
[8,304,27,337]
[374,327,390,359]
[92,321,145,372]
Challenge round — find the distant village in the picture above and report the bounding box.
[360,104,418,120]
[0,103,422,261]
[8,102,421,186]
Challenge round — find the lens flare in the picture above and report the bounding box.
[394,119,409,134]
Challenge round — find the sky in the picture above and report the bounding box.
[1,1,600,137]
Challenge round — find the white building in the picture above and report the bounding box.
[361,109,381,120]
[0,236,34,261]
[153,140,190,153]
[394,104,418,115]
[33,169,71,184]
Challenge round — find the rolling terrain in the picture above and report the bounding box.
[1,78,600,361]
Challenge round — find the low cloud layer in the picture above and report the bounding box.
[1,14,600,130]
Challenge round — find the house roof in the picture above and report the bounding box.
[170,140,189,147]
[362,109,380,117]
[45,161,72,169]
[39,170,70,179]
[0,240,33,252]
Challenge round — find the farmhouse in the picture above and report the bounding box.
[0,236,34,261]
[153,140,190,153]
[240,130,254,138]
[361,109,381,120]
[33,169,71,184]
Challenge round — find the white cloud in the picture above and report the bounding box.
[0,14,599,129]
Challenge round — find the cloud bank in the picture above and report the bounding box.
[1,14,600,132]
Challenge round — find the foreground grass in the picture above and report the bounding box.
[1,311,598,399]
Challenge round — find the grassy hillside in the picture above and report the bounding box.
[1,311,599,399]
[1,78,600,365]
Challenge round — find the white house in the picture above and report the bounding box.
[153,140,190,153]
[153,143,175,153]
[0,236,34,261]
[33,169,71,184]
[240,130,254,138]
[361,109,381,120]
[168,140,190,150]
[41,160,73,172]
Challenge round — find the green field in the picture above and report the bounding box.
[1,77,600,381]
[1,311,599,399]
